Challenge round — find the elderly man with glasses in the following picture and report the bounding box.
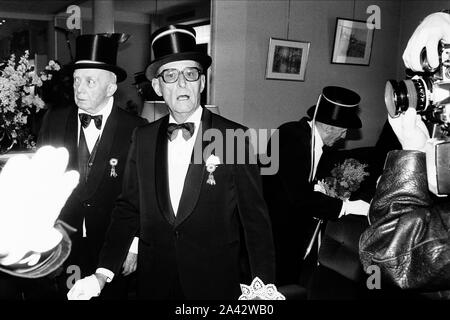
[68,24,276,300]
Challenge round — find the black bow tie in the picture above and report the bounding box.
[167,122,195,141]
[79,113,103,130]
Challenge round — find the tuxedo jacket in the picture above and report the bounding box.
[99,107,275,299]
[38,104,147,269]
[262,117,343,285]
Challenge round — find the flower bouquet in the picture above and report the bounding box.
[317,158,369,200]
[0,51,60,152]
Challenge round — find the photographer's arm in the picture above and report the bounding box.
[359,150,450,290]
[359,110,450,290]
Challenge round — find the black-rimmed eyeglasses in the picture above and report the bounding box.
[157,67,203,84]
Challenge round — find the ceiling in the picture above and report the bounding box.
[0,0,75,15]
[0,0,209,40]
[0,0,209,15]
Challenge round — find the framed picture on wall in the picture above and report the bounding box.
[331,18,374,66]
[265,38,310,81]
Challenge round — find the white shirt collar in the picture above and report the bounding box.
[169,105,203,127]
[308,120,324,150]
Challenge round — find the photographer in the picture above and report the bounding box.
[359,11,450,298]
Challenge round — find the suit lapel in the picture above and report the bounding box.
[175,107,213,228]
[81,105,119,199]
[155,116,176,225]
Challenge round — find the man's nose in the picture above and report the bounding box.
[177,72,187,87]
[75,82,84,93]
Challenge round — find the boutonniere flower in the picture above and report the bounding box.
[205,154,220,185]
[109,158,118,178]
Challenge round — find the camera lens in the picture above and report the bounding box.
[385,81,402,117]
[384,78,429,117]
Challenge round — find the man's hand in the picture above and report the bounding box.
[388,108,430,152]
[403,12,450,72]
[67,274,107,300]
[122,252,137,276]
[0,146,79,266]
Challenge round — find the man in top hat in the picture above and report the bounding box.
[68,24,275,300]
[263,86,370,289]
[38,34,147,299]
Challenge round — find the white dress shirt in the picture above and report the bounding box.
[168,106,203,214]
[77,97,113,153]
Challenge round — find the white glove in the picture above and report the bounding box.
[345,200,370,216]
[67,275,101,300]
[388,108,430,152]
[0,146,79,266]
[403,12,450,72]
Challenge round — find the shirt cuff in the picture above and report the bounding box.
[339,200,347,218]
[129,237,139,254]
[95,268,114,282]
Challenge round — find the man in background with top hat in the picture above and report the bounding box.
[68,24,276,300]
[263,86,370,291]
[38,33,147,299]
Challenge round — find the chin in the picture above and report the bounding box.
[173,102,196,112]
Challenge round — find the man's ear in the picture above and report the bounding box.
[200,74,206,93]
[106,83,117,97]
[151,78,163,97]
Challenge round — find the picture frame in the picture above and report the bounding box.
[265,38,310,81]
[331,18,374,66]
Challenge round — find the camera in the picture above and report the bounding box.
[385,41,450,196]
[385,41,450,133]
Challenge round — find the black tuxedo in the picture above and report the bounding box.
[38,104,147,297]
[263,117,343,286]
[98,107,275,300]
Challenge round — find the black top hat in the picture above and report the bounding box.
[145,25,212,80]
[70,34,127,82]
[307,86,361,129]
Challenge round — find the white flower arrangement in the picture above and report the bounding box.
[0,50,60,150]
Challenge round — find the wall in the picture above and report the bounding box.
[211,0,403,150]
[112,21,151,112]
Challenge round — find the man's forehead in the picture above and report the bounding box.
[73,68,113,78]
[330,125,347,132]
[319,121,347,132]
[158,60,201,72]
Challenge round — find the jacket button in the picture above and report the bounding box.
[174,231,180,239]
[83,202,91,208]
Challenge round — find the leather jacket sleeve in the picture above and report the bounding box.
[359,150,450,291]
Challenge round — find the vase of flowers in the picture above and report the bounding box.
[0,50,60,153]
[317,158,369,200]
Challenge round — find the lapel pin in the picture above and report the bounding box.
[109,158,118,178]
[205,154,220,186]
